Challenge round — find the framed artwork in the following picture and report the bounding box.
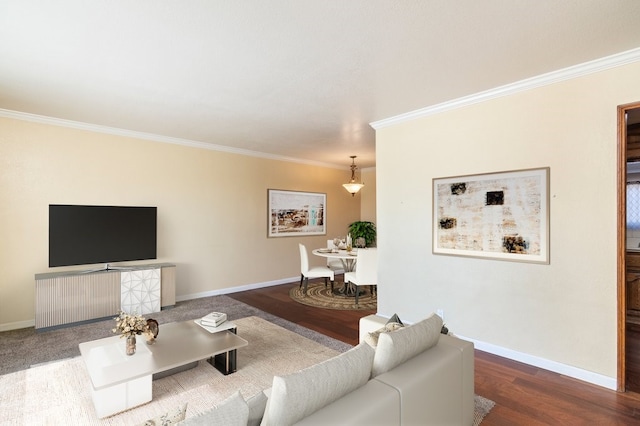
[433,167,549,263]
[268,189,326,237]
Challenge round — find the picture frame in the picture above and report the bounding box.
[433,167,549,264]
[268,189,326,237]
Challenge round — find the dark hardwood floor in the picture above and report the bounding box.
[229,279,375,345]
[229,281,640,425]
[627,323,640,395]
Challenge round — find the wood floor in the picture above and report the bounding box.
[627,323,640,394]
[229,281,640,425]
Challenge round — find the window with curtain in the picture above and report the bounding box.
[628,181,640,230]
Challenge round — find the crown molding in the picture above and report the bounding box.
[371,47,640,130]
[0,108,344,170]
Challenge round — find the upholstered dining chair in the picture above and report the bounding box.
[344,248,377,305]
[299,244,334,296]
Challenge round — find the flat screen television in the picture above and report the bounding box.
[49,204,157,268]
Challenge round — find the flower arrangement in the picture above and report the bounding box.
[112,311,149,338]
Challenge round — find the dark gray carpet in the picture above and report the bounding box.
[0,295,352,376]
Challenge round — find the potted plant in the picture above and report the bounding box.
[348,221,376,247]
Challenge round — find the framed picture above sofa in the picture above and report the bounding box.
[433,167,549,264]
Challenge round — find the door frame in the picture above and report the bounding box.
[618,101,640,392]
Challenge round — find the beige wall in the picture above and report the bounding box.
[360,168,377,225]
[0,117,361,329]
[376,60,640,388]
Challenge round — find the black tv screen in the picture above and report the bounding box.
[49,205,157,267]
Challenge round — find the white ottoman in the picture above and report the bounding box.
[359,314,388,342]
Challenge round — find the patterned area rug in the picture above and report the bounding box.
[289,281,377,310]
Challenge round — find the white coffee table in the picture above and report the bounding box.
[79,320,248,418]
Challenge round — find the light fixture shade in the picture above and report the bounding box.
[343,182,364,195]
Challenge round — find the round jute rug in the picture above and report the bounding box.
[289,282,377,310]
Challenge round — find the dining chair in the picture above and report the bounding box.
[299,244,334,296]
[326,239,344,274]
[344,248,377,305]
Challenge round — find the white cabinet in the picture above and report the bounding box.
[121,268,161,315]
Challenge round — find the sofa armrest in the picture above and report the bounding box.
[438,334,474,425]
[294,379,400,426]
[373,335,474,426]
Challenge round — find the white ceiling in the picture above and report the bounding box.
[2,1,640,169]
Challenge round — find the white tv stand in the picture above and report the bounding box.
[35,263,176,330]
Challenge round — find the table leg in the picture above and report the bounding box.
[209,349,237,375]
[207,327,238,375]
[336,258,358,296]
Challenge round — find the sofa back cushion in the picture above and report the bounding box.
[371,313,443,378]
[247,390,269,426]
[260,342,375,426]
[179,391,248,426]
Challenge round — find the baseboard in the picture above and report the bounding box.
[457,334,617,391]
[0,319,35,332]
[176,276,299,302]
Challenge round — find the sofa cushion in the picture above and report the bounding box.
[260,342,375,426]
[294,379,400,425]
[179,391,248,426]
[247,390,268,426]
[371,313,443,377]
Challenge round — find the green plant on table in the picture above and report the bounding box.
[348,221,376,247]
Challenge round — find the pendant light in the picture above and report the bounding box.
[342,156,364,196]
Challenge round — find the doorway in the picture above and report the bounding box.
[619,102,640,392]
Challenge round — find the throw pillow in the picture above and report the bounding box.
[364,321,404,348]
[138,403,187,426]
[179,391,248,426]
[260,342,375,426]
[371,313,443,378]
[387,313,403,326]
[246,390,269,426]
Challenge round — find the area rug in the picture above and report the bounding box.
[0,316,341,425]
[474,394,495,424]
[0,294,351,376]
[289,281,377,310]
[0,316,493,425]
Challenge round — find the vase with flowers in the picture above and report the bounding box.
[112,311,150,355]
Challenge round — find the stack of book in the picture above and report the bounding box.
[200,312,227,328]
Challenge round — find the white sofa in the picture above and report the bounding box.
[178,313,474,426]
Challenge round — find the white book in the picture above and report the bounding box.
[201,318,226,327]
[201,319,226,327]
[194,319,235,334]
[201,312,227,326]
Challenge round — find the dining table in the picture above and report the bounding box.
[312,248,359,296]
